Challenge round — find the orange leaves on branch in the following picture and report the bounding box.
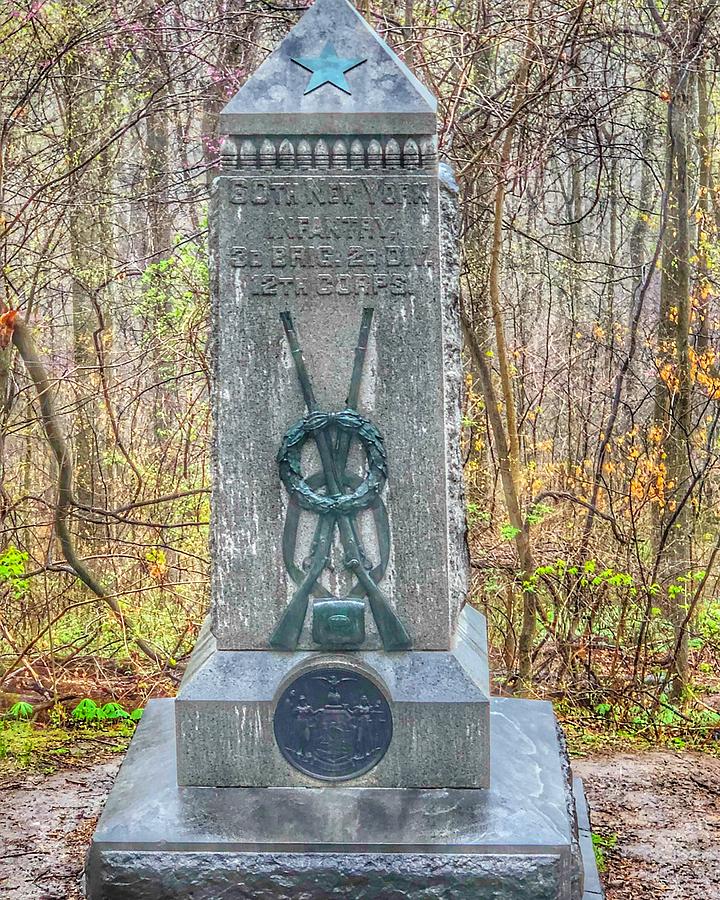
[630,453,669,507]
[658,361,679,393]
[144,548,168,584]
[659,89,671,103]
[606,425,669,508]
[657,353,720,399]
[0,308,18,349]
[696,281,712,303]
[147,560,168,583]
[690,347,720,400]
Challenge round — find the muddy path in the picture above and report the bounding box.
[0,760,121,900]
[1,749,718,898]
[574,750,720,900]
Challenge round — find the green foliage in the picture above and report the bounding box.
[6,701,34,720]
[697,601,720,641]
[478,546,720,730]
[71,698,103,722]
[586,694,687,729]
[466,501,490,526]
[145,547,167,568]
[0,545,29,596]
[592,832,618,873]
[100,702,130,721]
[0,720,133,773]
[560,695,720,758]
[526,502,553,526]
[0,699,144,774]
[500,523,521,541]
[657,695,682,727]
[137,236,209,339]
[71,698,142,723]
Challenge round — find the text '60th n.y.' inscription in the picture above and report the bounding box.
[229,176,433,300]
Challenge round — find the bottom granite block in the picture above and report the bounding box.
[85,697,602,899]
[575,778,605,899]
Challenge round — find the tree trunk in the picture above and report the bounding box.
[654,59,693,698]
[462,313,538,690]
[63,49,113,519]
[144,80,175,445]
[403,0,414,67]
[695,62,712,351]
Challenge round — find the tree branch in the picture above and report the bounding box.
[9,311,164,666]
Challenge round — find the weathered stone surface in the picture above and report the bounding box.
[439,162,469,640]
[219,0,436,136]
[575,778,605,899]
[557,722,584,900]
[85,696,585,899]
[209,0,463,655]
[175,605,490,788]
[86,850,566,900]
[210,167,464,651]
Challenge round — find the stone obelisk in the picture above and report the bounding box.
[172,0,491,792]
[85,2,602,897]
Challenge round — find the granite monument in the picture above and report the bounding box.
[85,1,603,896]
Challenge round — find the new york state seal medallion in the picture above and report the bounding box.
[273,667,392,781]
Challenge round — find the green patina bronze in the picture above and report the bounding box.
[312,598,365,648]
[290,41,367,95]
[277,409,386,516]
[270,308,411,653]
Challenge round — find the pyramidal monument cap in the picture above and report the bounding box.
[219,0,437,135]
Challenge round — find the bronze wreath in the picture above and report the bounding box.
[277,408,387,515]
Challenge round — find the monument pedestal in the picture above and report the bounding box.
[175,606,490,789]
[85,1,604,896]
[86,696,598,900]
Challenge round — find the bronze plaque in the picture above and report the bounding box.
[273,667,392,781]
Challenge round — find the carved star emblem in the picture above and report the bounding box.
[291,42,367,95]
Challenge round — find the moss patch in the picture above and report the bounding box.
[0,720,133,774]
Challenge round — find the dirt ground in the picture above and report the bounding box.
[574,750,720,900]
[0,759,121,900]
[0,749,718,899]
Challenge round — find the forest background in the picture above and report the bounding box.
[1,0,720,750]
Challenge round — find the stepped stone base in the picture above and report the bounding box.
[84,697,602,899]
[175,605,490,789]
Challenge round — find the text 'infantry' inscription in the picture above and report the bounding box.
[228,176,434,301]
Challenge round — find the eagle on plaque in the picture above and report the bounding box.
[274,669,392,780]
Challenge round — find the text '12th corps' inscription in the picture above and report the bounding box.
[229,177,433,300]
